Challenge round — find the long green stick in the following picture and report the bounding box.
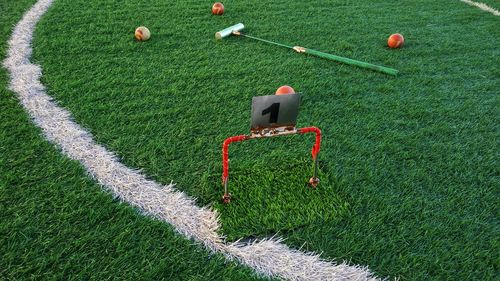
[303,48,399,76]
[239,33,398,76]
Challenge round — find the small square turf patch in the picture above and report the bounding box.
[207,158,349,241]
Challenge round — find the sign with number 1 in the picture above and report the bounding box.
[251,93,300,132]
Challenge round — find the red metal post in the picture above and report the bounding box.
[222,135,248,203]
[299,127,322,188]
[298,126,321,160]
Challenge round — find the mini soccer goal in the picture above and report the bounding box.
[221,93,321,204]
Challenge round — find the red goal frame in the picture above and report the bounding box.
[221,126,321,204]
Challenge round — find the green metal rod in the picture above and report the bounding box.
[304,48,399,76]
[238,33,398,76]
[241,34,294,50]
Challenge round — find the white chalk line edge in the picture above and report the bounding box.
[460,0,500,16]
[3,0,380,280]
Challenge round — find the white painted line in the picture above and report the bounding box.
[3,0,380,280]
[461,0,500,16]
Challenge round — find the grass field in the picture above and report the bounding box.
[0,1,267,280]
[2,0,499,280]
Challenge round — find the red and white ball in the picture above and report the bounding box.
[212,2,224,15]
[387,33,404,49]
[135,26,150,41]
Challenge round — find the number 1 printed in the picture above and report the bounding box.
[262,103,280,123]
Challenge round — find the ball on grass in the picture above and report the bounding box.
[135,26,150,41]
[387,33,404,49]
[275,85,295,95]
[212,2,224,15]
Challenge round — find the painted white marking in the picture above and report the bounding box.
[461,0,500,16]
[3,0,380,280]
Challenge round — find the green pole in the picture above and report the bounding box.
[302,48,399,76]
[241,34,294,49]
[239,33,398,76]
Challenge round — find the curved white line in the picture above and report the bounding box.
[461,0,500,16]
[3,0,380,280]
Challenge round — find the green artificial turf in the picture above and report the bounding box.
[33,0,353,241]
[0,1,267,280]
[2,0,499,280]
